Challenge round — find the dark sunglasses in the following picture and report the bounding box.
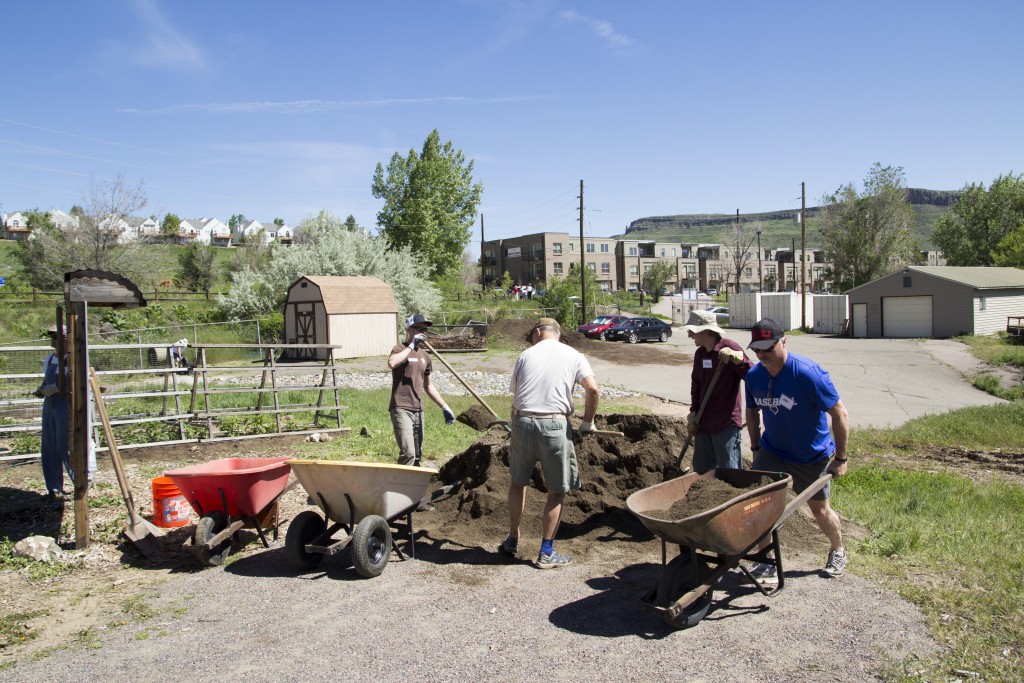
[411,325,428,332]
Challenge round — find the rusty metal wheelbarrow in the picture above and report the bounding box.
[626,468,831,629]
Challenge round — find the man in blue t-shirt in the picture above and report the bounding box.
[744,318,850,584]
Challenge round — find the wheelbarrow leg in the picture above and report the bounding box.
[739,529,785,596]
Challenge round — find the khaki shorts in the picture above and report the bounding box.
[509,415,580,494]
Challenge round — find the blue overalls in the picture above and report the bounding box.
[40,353,71,494]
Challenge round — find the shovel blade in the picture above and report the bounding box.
[124,518,166,558]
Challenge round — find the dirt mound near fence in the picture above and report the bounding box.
[420,413,828,560]
[487,319,686,365]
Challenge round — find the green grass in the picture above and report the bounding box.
[0,609,46,648]
[835,403,1024,680]
[850,402,1024,453]
[958,334,1024,368]
[834,467,1024,680]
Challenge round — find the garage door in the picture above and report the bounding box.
[882,296,932,338]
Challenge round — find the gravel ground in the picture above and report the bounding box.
[5,539,934,682]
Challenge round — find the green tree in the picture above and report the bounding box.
[15,212,67,289]
[818,163,917,290]
[160,212,181,241]
[273,217,285,227]
[932,173,1024,266]
[219,210,440,323]
[498,270,514,292]
[175,242,218,296]
[228,214,247,231]
[372,129,483,281]
[344,214,358,232]
[642,261,677,302]
[993,229,1024,268]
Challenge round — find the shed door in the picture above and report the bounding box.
[852,303,867,338]
[882,296,932,338]
[296,309,316,359]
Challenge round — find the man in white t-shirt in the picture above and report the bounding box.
[499,318,600,569]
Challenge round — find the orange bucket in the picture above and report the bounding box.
[152,477,190,528]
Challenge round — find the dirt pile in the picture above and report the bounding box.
[422,412,829,557]
[644,476,772,521]
[455,404,501,432]
[425,414,688,548]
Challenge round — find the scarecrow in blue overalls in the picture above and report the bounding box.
[35,324,70,501]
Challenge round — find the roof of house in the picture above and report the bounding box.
[292,275,399,314]
[907,266,1024,289]
[850,266,1024,292]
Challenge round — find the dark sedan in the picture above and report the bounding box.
[604,317,673,343]
[577,315,630,340]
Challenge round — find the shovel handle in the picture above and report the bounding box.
[677,359,727,469]
[89,368,144,527]
[421,339,502,420]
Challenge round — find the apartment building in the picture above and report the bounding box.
[483,231,839,294]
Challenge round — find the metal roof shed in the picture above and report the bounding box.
[284,275,399,359]
[846,266,1024,338]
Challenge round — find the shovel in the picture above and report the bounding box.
[420,339,509,432]
[677,359,725,471]
[89,368,165,557]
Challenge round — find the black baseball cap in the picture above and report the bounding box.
[748,318,784,350]
[405,314,433,329]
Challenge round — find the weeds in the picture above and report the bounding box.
[0,610,46,648]
[0,538,65,581]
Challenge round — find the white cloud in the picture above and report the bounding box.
[118,95,553,115]
[559,9,637,50]
[97,0,207,73]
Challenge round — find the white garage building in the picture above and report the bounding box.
[846,266,1024,338]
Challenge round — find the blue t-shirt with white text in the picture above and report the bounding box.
[745,352,840,464]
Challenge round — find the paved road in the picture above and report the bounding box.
[593,296,1003,428]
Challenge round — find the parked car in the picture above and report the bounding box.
[577,315,630,340]
[706,287,718,296]
[706,306,730,325]
[604,317,673,344]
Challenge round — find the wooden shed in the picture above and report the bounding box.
[283,276,399,359]
[846,266,1024,338]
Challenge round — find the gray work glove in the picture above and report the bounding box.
[686,412,699,436]
[578,420,596,436]
[408,333,427,350]
[33,384,46,399]
[41,384,59,397]
[718,347,745,365]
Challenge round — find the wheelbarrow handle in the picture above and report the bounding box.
[677,360,727,469]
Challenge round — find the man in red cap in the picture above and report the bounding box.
[744,318,850,584]
[387,314,455,467]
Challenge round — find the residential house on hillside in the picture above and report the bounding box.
[124,216,159,241]
[235,219,269,245]
[179,217,228,245]
[269,222,293,244]
[3,212,31,240]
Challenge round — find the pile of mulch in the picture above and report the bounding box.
[642,476,772,521]
[421,412,828,557]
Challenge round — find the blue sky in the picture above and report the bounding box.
[2,0,1022,253]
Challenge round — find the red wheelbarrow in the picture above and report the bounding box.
[626,468,831,629]
[165,457,296,567]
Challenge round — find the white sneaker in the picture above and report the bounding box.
[823,549,847,578]
[749,561,779,587]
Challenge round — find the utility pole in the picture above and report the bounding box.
[578,180,585,324]
[756,228,762,292]
[791,237,796,292]
[801,181,807,330]
[479,214,485,291]
[734,209,739,296]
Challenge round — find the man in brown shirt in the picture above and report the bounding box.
[387,314,455,466]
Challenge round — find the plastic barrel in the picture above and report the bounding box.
[152,477,190,528]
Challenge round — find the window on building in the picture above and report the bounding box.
[660,248,665,257]
[903,276,912,288]
[643,264,651,273]
[600,243,609,253]
[569,243,575,251]
[552,242,562,255]
[630,265,638,276]
[628,247,637,256]
[979,296,986,311]
[586,243,595,253]
[587,262,596,272]
[601,262,610,274]
[745,267,752,277]
[553,262,563,275]
[672,248,677,256]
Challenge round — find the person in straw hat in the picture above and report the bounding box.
[682,309,753,473]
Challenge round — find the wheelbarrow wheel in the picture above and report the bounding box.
[194,511,232,567]
[286,510,326,570]
[351,515,392,578]
[656,554,713,629]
